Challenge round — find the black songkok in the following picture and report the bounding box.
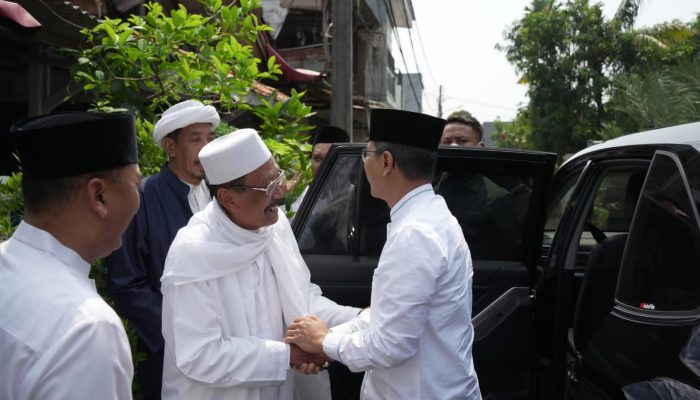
[10,112,138,180]
[312,125,349,145]
[368,109,445,151]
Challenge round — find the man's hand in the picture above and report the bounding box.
[285,171,302,194]
[289,343,327,375]
[284,315,329,355]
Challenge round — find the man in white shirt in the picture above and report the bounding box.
[286,109,482,399]
[106,100,219,399]
[0,112,142,399]
[160,128,360,400]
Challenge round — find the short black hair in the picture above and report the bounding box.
[446,111,483,141]
[22,168,123,215]
[374,141,437,181]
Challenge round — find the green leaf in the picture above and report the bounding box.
[118,29,131,45]
[102,23,118,45]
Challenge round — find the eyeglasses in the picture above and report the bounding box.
[225,170,286,197]
[361,148,382,162]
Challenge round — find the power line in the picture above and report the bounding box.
[444,105,510,122]
[412,19,439,88]
[399,1,424,87]
[38,0,86,29]
[383,0,421,108]
[422,93,438,114]
[426,91,519,112]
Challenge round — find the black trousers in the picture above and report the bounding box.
[136,340,164,400]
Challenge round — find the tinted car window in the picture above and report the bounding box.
[617,152,700,312]
[587,169,645,234]
[436,157,543,261]
[354,157,541,260]
[298,155,360,254]
[576,168,646,250]
[544,173,578,239]
[301,152,547,263]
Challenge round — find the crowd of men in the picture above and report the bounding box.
[0,103,485,400]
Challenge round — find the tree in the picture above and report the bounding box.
[605,15,700,135]
[501,1,700,156]
[69,0,313,191]
[0,1,316,395]
[605,57,700,135]
[491,113,533,150]
[0,173,22,241]
[499,0,640,158]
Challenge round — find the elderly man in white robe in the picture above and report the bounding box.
[285,109,482,399]
[160,128,360,400]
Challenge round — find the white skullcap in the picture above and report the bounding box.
[152,100,220,147]
[199,128,272,185]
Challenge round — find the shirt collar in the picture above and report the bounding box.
[179,178,205,194]
[390,183,434,222]
[162,164,192,197]
[12,221,91,276]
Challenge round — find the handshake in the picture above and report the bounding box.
[284,315,329,375]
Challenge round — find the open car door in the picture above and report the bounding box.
[567,147,700,399]
[292,144,556,399]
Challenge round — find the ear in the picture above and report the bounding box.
[216,187,239,212]
[86,177,109,218]
[477,142,485,148]
[381,151,394,177]
[162,136,177,158]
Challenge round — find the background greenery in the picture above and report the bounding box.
[1,1,314,396]
[2,0,699,396]
[493,0,700,158]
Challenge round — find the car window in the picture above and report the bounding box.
[301,152,551,263]
[616,152,700,312]
[297,155,360,254]
[579,168,647,247]
[544,173,578,240]
[588,170,645,233]
[355,156,544,260]
[432,157,538,261]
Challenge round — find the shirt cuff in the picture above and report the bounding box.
[322,332,343,362]
[282,342,291,371]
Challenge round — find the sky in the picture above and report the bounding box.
[392,0,700,122]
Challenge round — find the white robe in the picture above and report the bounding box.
[161,200,359,400]
[289,185,307,216]
[322,184,482,399]
[0,222,133,400]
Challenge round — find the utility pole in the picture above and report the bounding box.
[437,84,443,118]
[330,0,353,138]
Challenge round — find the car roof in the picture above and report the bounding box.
[563,121,700,166]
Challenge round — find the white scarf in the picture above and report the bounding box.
[162,201,334,400]
[161,200,308,325]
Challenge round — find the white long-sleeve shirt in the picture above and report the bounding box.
[322,184,481,399]
[161,202,359,400]
[0,222,133,400]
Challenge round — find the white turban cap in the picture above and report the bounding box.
[199,128,272,185]
[153,100,220,147]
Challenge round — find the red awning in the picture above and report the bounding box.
[266,43,320,83]
[0,0,41,37]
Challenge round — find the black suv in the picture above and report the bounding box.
[291,122,700,400]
